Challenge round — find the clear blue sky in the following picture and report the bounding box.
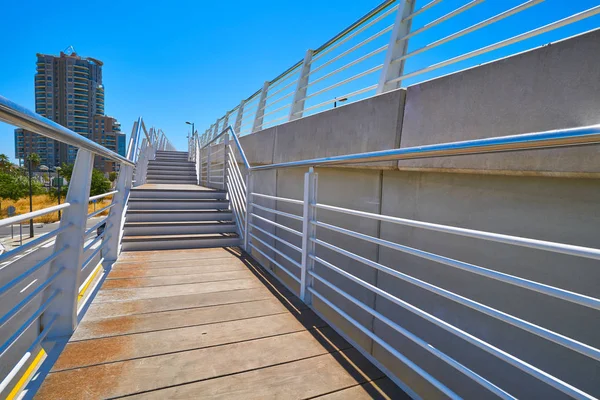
[1,0,598,160]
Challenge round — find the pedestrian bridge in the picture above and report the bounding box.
[1,1,600,398]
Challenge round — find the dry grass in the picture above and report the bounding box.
[1,194,113,224]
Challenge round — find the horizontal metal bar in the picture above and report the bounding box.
[400,0,485,44]
[0,267,64,331]
[312,1,398,61]
[301,64,383,104]
[0,289,61,360]
[395,0,544,65]
[301,85,377,115]
[307,45,388,90]
[251,203,303,221]
[250,223,302,253]
[81,236,110,272]
[307,286,460,399]
[264,78,299,104]
[201,126,251,170]
[251,213,303,237]
[0,314,57,394]
[403,0,443,21]
[311,255,593,399]
[311,223,600,362]
[0,203,71,228]
[249,243,301,284]
[249,232,302,269]
[84,217,108,236]
[312,225,600,310]
[0,96,134,166]
[251,192,303,205]
[88,190,118,202]
[83,231,105,252]
[0,225,68,265]
[262,90,295,112]
[251,124,600,170]
[259,101,294,122]
[388,5,600,85]
[310,270,515,399]
[315,204,600,260]
[310,25,391,77]
[0,246,67,299]
[87,203,114,219]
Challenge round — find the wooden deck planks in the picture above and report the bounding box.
[35,248,400,399]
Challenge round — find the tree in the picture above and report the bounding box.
[0,154,13,173]
[108,171,118,183]
[58,163,111,197]
[0,172,28,214]
[26,153,41,169]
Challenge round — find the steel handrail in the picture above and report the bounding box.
[251,124,600,170]
[200,126,251,170]
[0,95,134,167]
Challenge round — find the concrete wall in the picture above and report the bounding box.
[237,29,600,399]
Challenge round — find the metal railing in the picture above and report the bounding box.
[199,0,600,141]
[193,123,600,399]
[0,95,171,397]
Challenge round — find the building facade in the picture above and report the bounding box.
[91,115,126,173]
[14,50,123,171]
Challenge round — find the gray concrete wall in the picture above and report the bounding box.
[237,29,600,399]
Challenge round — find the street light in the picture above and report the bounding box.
[55,166,62,219]
[334,97,348,108]
[186,121,195,151]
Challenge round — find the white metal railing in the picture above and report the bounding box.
[0,95,171,397]
[192,123,600,399]
[199,0,600,141]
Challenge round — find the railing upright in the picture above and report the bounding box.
[289,49,314,121]
[42,150,95,337]
[377,0,416,93]
[300,167,318,304]
[223,136,229,190]
[252,81,270,133]
[104,163,133,262]
[234,100,245,135]
[243,172,253,252]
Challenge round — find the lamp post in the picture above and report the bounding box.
[186,121,195,152]
[27,158,33,238]
[55,166,62,219]
[334,97,348,108]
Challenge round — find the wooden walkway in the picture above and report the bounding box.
[36,248,406,399]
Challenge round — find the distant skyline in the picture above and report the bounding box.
[1,0,599,162]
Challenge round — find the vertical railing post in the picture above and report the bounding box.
[289,49,314,121]
[212,119,220,140]
[196,134,200,185]
[252,81,270,133]
[234,100,245,135]
[243,172,253,252]
[222,135,229,190]
[42,149,94,337]
[104,163,133,262]
[300,167,318,304]
[206,144,212,188]
[222,112,230,133]
[376,0,416,93]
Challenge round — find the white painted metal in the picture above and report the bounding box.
[41,149,94,337]
[103,164,133,261]
[300,167,317,303]
[289,49,314,121]
[252,81,270,133]
[377,0,415,93]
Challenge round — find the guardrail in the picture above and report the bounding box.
[199,0,600,142]
[193,123,600,399]
[0,95,170,397]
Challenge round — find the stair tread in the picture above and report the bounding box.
[125,221,236,226]
[129,199,228,202]
[123,233,239,241]
[127,209,232,213]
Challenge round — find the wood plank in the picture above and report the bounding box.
[101,270,253,289]
[315,378,410,400]
[82,288,276,321]
[118,247,242,262]
[36,327,349,400]
[125,348,384,400]
[112,256,244,270]
[52,310,325,371]
[108,263,246,278]
[72,298,291,341]
[94,279,263,303]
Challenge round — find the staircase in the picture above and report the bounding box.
[122,150,241,251]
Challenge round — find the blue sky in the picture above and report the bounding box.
[1,0,599,160]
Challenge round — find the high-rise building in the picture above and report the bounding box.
[14,50,124,171]
[91,115,126,173]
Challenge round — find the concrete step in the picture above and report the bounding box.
[154,156,190,161]
[148,165,196,172]
[121,233,241,251]
[126,209,234,223]
[128,199,229,211]
[156,151,188,155]
[147,179,198,184]
[130,188,226,200]
[123,221,237,236]
[147,170,197,178]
